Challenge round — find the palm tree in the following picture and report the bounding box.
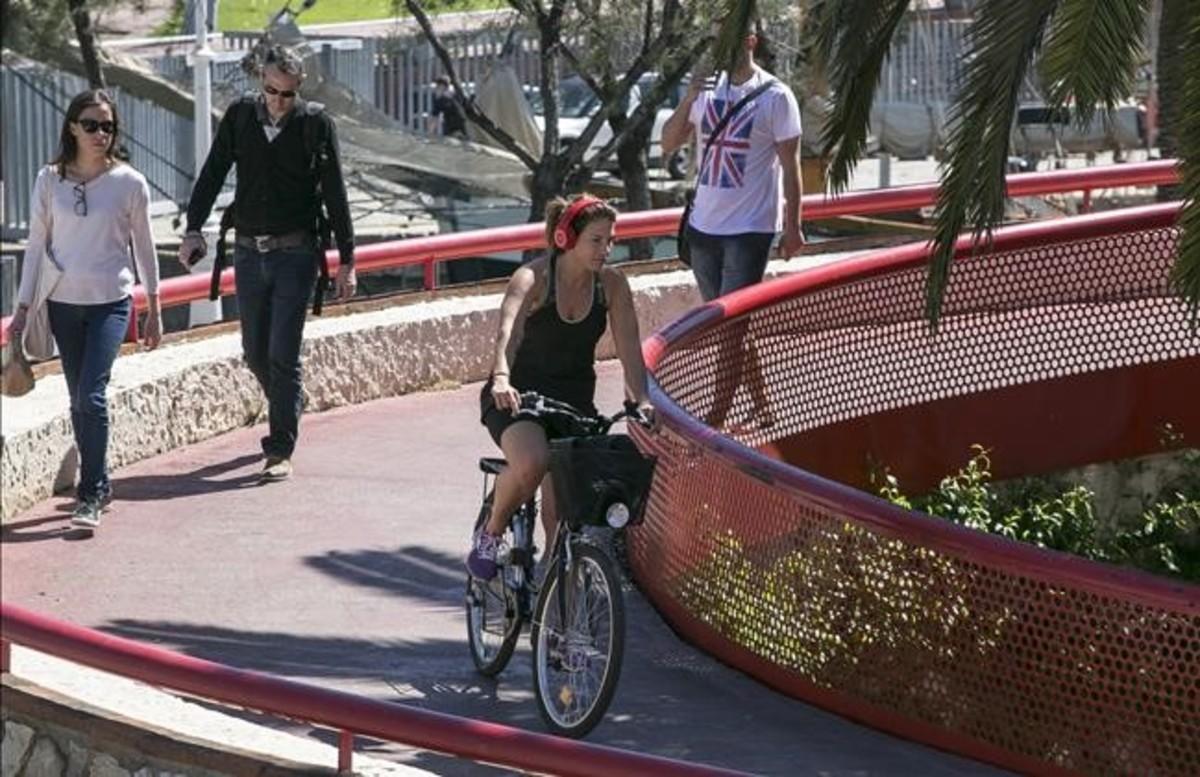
[714,0,1200,326]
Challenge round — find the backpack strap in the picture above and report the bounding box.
[302,101,328,173]
[302,102,332,315]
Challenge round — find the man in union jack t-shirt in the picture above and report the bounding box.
[661,22,803,429]
[662,25,803,302]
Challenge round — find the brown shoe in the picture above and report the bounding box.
[261,456,293,482]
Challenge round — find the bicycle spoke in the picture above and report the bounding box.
[534,549,625,733]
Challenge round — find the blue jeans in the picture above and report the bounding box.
[48,297,132,502]
[234,245,317,459]
[686,226,775,302]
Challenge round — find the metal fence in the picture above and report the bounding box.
[0,35,376,238]
[634,203,1198,777]
[150,35,379,110]
[3,15,980,237]
[1,61,200,238]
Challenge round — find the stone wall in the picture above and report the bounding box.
[2,677,333,777]
[0,268,709,523]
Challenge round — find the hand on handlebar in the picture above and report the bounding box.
[623,400,657,430]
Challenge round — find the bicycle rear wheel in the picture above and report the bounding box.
[465,497,522,676]
[531,543,625,737]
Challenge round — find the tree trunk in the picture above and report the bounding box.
[1155,0,1184,200]
[527,160,571,247]
[67,0,107,89]
[615,115,655,261]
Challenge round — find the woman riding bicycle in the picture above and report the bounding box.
[467,194,654,580]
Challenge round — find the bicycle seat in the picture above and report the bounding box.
[479,457,507,475]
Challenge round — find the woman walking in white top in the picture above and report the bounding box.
[8,89,162,530]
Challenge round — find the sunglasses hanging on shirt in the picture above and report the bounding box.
[72,181,88,217]
[76,118,116,135]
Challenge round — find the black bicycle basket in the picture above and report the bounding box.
[547,435,657,530]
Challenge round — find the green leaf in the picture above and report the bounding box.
[712,0,758,76]
[814,0,911,193]
[1172,12,1200,327]
[927,0,1058,326]
[1039,0,1150,128]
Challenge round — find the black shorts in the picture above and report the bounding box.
[479,379,596,447]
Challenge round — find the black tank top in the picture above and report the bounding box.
[509,253,608,414]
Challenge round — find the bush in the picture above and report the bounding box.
[877,446,1200,582]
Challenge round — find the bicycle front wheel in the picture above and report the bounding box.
[531,543,625,737]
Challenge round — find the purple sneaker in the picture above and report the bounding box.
[467,530,502,580]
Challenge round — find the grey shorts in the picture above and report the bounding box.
[686,226,775,302]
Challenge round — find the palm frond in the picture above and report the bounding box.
[1040,0,1150,128]
[1170,10,1200,328]
[926,0,1058,326]
[815,0,911,194]
[712,0,757,76]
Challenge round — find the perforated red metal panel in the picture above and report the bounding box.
[632,205,1200,777]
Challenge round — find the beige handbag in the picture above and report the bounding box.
[23,249,63,361]
[1,343,35,397]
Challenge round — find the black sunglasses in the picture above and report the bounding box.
[263,84,298,99]
[76,118,117,135]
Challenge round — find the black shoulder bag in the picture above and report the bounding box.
[678,79,775,267]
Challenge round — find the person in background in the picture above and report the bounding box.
[467,194,654,580]
[429,75,468,139]
[661,19,803,431]
[8,89,162,530]
[178,44,356,483]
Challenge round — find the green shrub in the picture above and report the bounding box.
[878,446,1200,582]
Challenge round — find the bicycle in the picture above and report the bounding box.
[464,393,656,737]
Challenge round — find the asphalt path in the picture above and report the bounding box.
[2,362,1008,776]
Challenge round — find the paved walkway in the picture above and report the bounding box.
[1,363,1007,776]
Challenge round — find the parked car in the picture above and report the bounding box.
[529,73,689,179]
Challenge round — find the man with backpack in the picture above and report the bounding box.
[178,44,356,482]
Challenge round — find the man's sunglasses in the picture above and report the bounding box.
[75,118,117,135]
[263,84,298,99]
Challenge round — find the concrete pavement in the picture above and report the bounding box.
[1,363,1009,776]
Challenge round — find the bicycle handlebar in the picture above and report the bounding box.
[515,392,653,435]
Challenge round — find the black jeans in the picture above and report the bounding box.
[233,244,317,459]
[47,297,132,502]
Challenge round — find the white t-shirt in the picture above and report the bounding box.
[17,164,160,307]
[687,67,802,235]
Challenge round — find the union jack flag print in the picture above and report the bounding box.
[700,97,757,189]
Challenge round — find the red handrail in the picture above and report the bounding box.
[0,602,750,777]
[641,201,1199,615]
[0,161,1180,347]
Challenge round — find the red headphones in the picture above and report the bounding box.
[552,195,603,251]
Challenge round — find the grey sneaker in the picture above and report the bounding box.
[261,456,293,482]
[70,499,102,530]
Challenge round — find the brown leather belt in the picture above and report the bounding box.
[234,230,315,254]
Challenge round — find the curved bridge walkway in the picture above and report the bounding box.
[1,362,1007,777]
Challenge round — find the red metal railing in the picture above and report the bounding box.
[0,160,1180,347]
[0,602,748,776]
[632,201,1200,776]
[0,163,1189,775]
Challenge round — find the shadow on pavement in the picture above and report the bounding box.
[304,545,467,607]
[109,453,264,501]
